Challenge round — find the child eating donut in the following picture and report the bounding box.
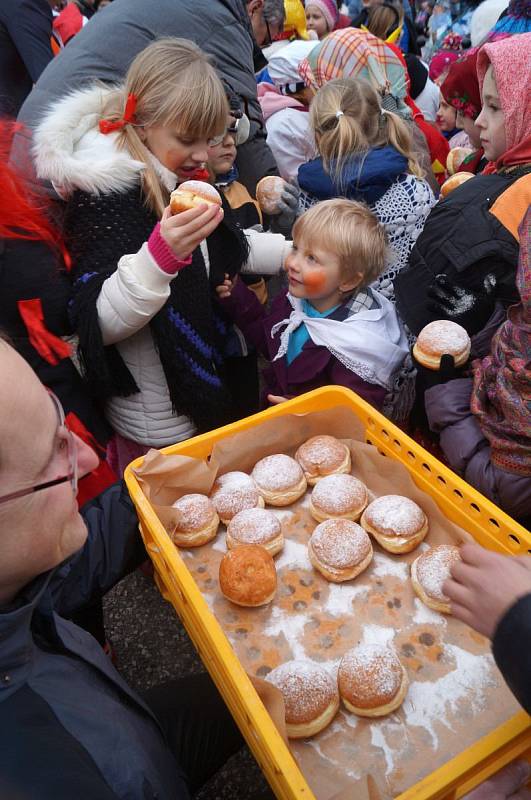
[216,198,408,412]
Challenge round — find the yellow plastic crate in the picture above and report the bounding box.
[124,386,531,800]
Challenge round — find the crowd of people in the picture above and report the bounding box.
[0,0,530,798]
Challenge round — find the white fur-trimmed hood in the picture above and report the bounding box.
[33,86,147,197]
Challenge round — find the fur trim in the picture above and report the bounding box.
[33,86,146,197]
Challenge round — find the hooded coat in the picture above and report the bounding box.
[16,0,277,193]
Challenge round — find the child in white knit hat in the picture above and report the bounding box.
[305,0,340,38]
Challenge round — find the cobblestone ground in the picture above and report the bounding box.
[103,570,273,800]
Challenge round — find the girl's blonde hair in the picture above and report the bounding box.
[293,198,388,287]
[100,37,228,216]
[309,78,424,183]
[366,3,404,42]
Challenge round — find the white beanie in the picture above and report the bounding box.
[267,40,319,89]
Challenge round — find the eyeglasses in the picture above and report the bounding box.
[264,17,273,47]
[207,116,248,148]
[0,391,78,506]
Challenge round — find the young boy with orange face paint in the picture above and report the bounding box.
[216,198,409,410]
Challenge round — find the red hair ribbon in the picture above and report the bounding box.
[99,93,138,135]
[17,299,72,366]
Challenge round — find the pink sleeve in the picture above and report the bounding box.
[148,222,192,275]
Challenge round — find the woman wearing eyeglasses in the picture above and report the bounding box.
[33,38,290,475]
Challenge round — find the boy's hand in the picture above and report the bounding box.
[160,203,223,261]
[270,182,300,235]
[443,544,531,640]
[216,273,235,299]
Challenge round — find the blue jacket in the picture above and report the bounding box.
[0,483,189,800]
[297,146,408,206]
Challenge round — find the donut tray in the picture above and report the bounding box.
[124,386,531,800]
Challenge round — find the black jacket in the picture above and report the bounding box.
[493,593,531,715]
[394,173,522,336]
[0,0,53,118]
[0,483,189,800]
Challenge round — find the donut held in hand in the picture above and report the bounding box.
[309,474,368,523]
[411,544,461,613]
[295,435,351,485]
[308,519,373,583]
[219,544,277,607]
[255,176,288,215]
[338,644,408,717]
[266,660,339,738]
[226,507,284,556]
[360,495,428,554]
[251,454,307,506]
[446,147,474,175]
[413,320,471,370]
[440,171,474,198]
[170,180,222,214]
[171,493,219,547]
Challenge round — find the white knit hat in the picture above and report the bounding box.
[267,40,319,88]
[306,0,339,31]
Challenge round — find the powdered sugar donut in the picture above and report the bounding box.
[308,518,373,582]
[413,320,471,370]
[210,471,264,525]
[251,454,307,506]
[309,474,368,523]
[255,176,287,215]
[171,493,219,547]
[266,660,339,738]
[338,644,408,717]
[226,507,284,556]
[411,544,461,614]
[170,180,221,214]
[360,495,428,553]
[295,435,351,485]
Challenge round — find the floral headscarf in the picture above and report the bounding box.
[440,47,481,119]
[298,28,411,117]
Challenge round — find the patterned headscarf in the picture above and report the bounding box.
[471,207,531,475]
[298,28,411,117]
[440,47,481,119]
[477,32,531,169]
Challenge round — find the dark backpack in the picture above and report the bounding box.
[394,173,521,336]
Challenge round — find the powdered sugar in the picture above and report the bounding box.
[266,660,338,724]
[339,644,403,703]
[412,598,446,626]
[175,180,221,202]
[296,435,350,476]
[227,507,281,545]
[275,537,312,570]
[415,545,461,601]
[372,553,409,580]
[417,320,470,356]
[363,495,426,536]
[264,607,309,662]
[360,624,396,649]
[212,471,256,491]
[172,493,215,532]
[324,582,370,616]
[252,454,304,492]
[310,519,371,569]
[311,474,367,515]
[403,644,495,747]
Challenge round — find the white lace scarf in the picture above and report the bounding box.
[271,291,409,390]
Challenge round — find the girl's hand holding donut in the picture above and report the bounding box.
[160,203,223,261]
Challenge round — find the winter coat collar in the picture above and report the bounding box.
[297,146,408,205]
[33,85,176,197]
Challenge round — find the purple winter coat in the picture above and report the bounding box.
[425,378,531,520]
[220,280,387,410]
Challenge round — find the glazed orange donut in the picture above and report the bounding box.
[309,473,368,523]
[338,644,408,717]
[360,495,428,554]
[411,544,461,614]
[295,435,351,485]
[308,518,373,583]
[266,660,339,738]
[219,544,277,607]
[413,320,471,370]
[210,471,264,525]
[251,454,307,506]
[226,507,284,556]
[170,493,219,547]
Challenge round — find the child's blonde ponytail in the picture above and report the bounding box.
[310,78,424,183]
